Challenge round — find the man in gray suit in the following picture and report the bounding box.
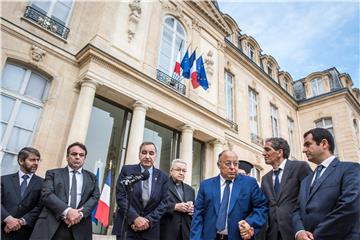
[30,142,100,240]
[261,137,312,240]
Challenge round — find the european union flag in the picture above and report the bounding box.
[196,56,209,90]
[180,50,190,78]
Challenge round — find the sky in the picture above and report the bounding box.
[218,0,360,88]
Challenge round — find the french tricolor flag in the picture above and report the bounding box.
[95,171,111,227]
[190,50,199,89]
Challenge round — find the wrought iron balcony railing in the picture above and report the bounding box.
[24,6,70,39]
[250,133,264,146]
[156,69,186,95]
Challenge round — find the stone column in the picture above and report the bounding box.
[180,124,194,185]
[125,101,148,165]
[212,138,225,176]
[64,79,97,166]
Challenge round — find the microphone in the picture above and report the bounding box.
[120,170,150,186]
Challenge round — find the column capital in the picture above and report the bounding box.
[76,78,98,89]
[181,124,194,133]
[133,101,148,111]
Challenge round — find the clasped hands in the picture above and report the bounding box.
[131,216,150,231]
[175,201,194,215]
[3,216,22,233]
[238,220,254,240]
[64,207,83,227]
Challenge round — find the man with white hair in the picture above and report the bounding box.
[160,159,195,240]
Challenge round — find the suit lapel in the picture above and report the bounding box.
[228,176,240,214]
[277,160,293,201]
[62,167,70,201]
[81,170,89,198]
[213,176,221,215]
[264,172,276,200]
[169,179,182,202]
[11,173,22,201]
[307,159,338,201]
[150,168,160,200]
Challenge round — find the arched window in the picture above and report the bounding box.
[311,78,325,96]
[158,15,186,75]
[1,62,50,175]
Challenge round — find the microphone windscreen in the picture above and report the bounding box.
[142,170,150,180]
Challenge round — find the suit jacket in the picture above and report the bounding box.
[260,160,312,240]
[1,172,43,240]
[160,178,195,240]
[30,167,100,240]
[112,164,169,240]
[292,158,360,240]
[190,174,268,240]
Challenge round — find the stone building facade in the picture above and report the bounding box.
[1,0,359,235]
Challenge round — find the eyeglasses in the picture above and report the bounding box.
[172,168,187,173]
[223,161,239,167]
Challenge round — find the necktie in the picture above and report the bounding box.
[216,180,231,232]
[142,176,150,207]
[70,170,77,208]
[310,165,324,192]
[274,169,281,196]
[20,175,29,198]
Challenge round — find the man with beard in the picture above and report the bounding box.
[1,147,44,240]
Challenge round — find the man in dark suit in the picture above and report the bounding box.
[293,128,360,240]
[160,159,195,240]
[30,142,100,240]
[261,137,312,240]
[1,147,43,240]
[112,142,169,240]
[190,150,268,240]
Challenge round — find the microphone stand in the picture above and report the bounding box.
[121,183,134,240]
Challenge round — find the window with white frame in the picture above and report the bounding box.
[158,15,186,76]
[287,117,295,158]
[315,118,337,153]
[1,62,49,175]
[311,78,325,96]
[31,0,74,26]
[267,62,273,78]
[249,89,259,139]
[270,104,279,137]
[224,71,234,121]
[247,43,255,61]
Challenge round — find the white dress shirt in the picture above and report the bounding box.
[272,159,287,185]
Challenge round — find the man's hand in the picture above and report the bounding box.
[65,207,83,227]
[133,216,149,231]
[238,220,254,240]
[175,201,194,215]
[295,230,314,240]
[3,216,21,233]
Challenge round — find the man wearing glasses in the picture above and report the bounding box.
[191,150,268,240]
[160,159,195,240]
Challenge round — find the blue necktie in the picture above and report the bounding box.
[274,169,281,196]
[20,175,29,198]
[310,165,324,192]
[216,180,231,232]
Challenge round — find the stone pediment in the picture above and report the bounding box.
[186,0,232,36]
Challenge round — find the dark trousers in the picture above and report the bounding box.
[51,222,75,240]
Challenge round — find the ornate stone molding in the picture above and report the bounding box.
[205,50,214,77]
[192,18,201,32]
[181,124,194,133]
[128,0,142,43]
[133,100,148,112]
[30,45,46,62]
[161,1,185,23]
[217,40,225,51]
